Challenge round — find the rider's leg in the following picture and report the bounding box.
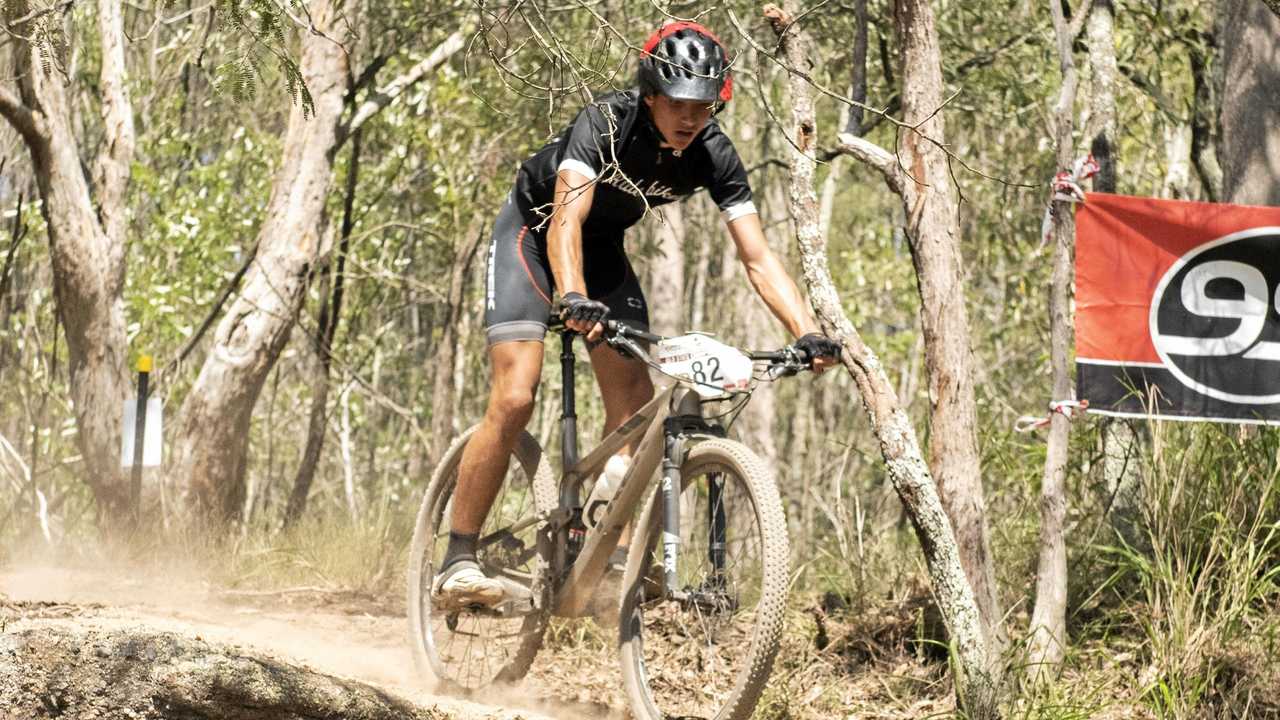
[584,342,652,618]
[589,341,653,549]
[437,194,553,606]
[451,339,545,534]
[589,341,654,443]
[435,339,544,606]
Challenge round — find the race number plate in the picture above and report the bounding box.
[655,333,754,398]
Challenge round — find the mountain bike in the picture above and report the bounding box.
[407,319,816,720]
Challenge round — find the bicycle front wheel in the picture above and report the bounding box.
[618,437,790,720]
[407,426,557,692]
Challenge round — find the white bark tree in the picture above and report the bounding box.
[760,3,998,714]
[170,6,466,521]
[0,1,135,523]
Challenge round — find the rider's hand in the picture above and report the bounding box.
[795,332,842,375]
[560,292,609,342]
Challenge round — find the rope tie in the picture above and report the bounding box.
[1015,399,1090,433]
[1040,153,1100,246]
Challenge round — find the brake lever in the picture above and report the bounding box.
[606,332,648,362]
[764,345,808,379]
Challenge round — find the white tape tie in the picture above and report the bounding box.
[1041,153,1101,247]
[1015,399,1091,432]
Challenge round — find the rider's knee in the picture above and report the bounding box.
[489,385,536,428]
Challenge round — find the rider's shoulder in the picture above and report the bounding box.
[581,89,641,119]
[694,120,740,156]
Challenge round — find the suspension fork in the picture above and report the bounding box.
[708,472,727,584]
[660,431,685,594]
[660,390,707,594]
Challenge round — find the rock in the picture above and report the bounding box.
[0,626,450,720]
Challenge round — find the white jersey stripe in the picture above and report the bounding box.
[556,158,598,181]
[721,200,758,223]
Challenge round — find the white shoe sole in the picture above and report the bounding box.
[433,579,505,610]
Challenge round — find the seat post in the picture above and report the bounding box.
[560,330,578,469]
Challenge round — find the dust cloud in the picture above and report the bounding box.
[0,553,625,720]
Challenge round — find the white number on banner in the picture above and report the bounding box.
[655,333,754,398]
[1155,260,1280,359]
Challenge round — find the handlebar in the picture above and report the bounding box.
[548,317,817,376]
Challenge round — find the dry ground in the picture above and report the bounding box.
[0,564,627,720]
[3,561,1224,719]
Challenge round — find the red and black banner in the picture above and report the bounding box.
[1076,193,1280,425]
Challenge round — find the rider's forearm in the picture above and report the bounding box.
[547,217,588,297]
[742,253,821,339]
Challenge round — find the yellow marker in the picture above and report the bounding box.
[137,354,153,373]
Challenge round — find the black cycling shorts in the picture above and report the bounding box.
[483,196,650,346]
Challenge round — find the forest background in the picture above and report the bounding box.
[0,0,1278,717]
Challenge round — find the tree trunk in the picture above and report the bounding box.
[0,625,447,719]
[1188,36,1222,202]
[172,2,351,522]
[763,5,997,715]
[1028,0,1087,674]
[0,1,134,524]
[893,0,1002,643]
[1216,0,1280,205]
[283,129,362,528]
[1086,0,1117,194]
[1087,0,1145,566]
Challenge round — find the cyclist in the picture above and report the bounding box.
[434,21,842,607]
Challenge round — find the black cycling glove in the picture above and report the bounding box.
[795,333,842,363]
[559,292,610,326]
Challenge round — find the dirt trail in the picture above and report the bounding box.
[0,564,626,720]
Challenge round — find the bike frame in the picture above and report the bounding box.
[548,329,725,618]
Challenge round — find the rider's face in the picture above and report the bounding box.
[644,94,715,151]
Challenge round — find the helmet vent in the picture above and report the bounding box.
[688,43,701,61]
[663,38,677,57]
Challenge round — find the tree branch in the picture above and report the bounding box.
[158,240,260,387]
[0,86,40,145]
[338,30,466,144]
[0,190,26,313]
[832,132,904,195]
[1067,0,1095,40]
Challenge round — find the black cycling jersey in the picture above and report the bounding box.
[512,89,757,235]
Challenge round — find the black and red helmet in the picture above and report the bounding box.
[637,22,733,104]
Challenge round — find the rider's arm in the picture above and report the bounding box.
[547,168,595,297]
[547,168,599,334]
[725,212,820,339]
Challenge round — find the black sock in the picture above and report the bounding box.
[442,531,479,573]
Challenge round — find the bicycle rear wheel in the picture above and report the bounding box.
[618,438,790,720]
[407,427,558,691]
